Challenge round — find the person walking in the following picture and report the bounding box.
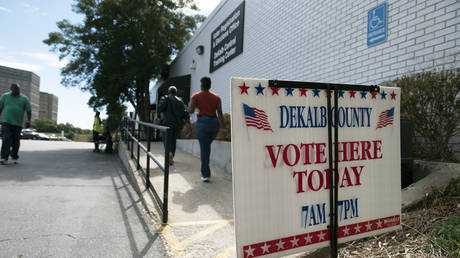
[93,111,103,152]
[188,77,224,182]
[158,86,189,165]
[0,83,32,165]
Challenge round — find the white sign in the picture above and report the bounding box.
[231,77,401,258]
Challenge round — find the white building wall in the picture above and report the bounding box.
[169,0,460,114]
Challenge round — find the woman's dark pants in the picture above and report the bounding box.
[195,116,219,178]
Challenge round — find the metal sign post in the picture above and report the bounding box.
[269,80,380,257]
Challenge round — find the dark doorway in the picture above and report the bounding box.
[150,74,191,141]
[157,74,191,105]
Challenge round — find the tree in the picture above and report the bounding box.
[34,119,59,133]
[34,118,91,137]
[44,0,204,123]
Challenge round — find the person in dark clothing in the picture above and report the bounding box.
[104,126,113,153]
[158,86,190,165]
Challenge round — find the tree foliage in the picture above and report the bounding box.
[34,118,91,138]
[387,68,460,161]
[44,0,204,127]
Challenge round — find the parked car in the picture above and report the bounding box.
[58,136,72,142]
[37,133,50,140]
[21,129,38,139]
[21,129,49,140]
[48,134,59,141]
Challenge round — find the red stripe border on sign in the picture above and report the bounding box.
[242,215,400,258]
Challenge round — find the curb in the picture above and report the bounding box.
[401,160,460,210]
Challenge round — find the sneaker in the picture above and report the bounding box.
[12,159,18,164]
[0,159,8,165]
[169,155,174,166]
[201,177,210,182]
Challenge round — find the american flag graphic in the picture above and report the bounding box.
[376,107,394,129]
[243,104,273,131]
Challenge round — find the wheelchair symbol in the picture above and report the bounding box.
[369,9,383,30]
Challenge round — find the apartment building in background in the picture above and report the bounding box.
[0,65,59,124]
[0,65,40,123]
[39,92,58,122]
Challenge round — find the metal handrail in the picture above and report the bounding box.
[124,130,166,170]
[121,117,171,224]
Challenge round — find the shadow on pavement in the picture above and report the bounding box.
[122,141,237,257]
[131,141,234,222]
[0,147,116,183]
[111,160,163,257]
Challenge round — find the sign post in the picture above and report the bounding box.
[231,77,401,257]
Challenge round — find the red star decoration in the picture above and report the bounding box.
[239,82,250,95]
[271,87,280,96]
[299,88,308,96]
[323,89,334,95]
[241,214,400,257]
[349,90,357,98]
[371,92,378,99]
[390,91,397,100]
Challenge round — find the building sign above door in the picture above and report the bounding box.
[209,1,245,73]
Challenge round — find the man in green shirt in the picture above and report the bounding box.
[0,83,32,164]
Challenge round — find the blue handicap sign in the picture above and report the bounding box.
[367,2,387,47]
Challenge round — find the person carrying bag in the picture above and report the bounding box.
[158,86,190,165]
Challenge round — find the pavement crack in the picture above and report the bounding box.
[64,233,77,239]
[0,233,78,243]
[0,238,15,243]
[2,184,114,188]
[0,233,160,244]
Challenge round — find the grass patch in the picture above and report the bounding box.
[73,134,92,142]
[422,178,460,257]
[432,216,460,257]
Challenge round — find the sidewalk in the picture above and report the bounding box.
[0,140,167,257]
[119,141,236,258]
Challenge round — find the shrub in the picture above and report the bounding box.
[387,69,460,161]
[65,132,75,140]
[216,113,231,141]
[444,178,460,197]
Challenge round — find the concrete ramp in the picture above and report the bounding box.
[119,141,236,257]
